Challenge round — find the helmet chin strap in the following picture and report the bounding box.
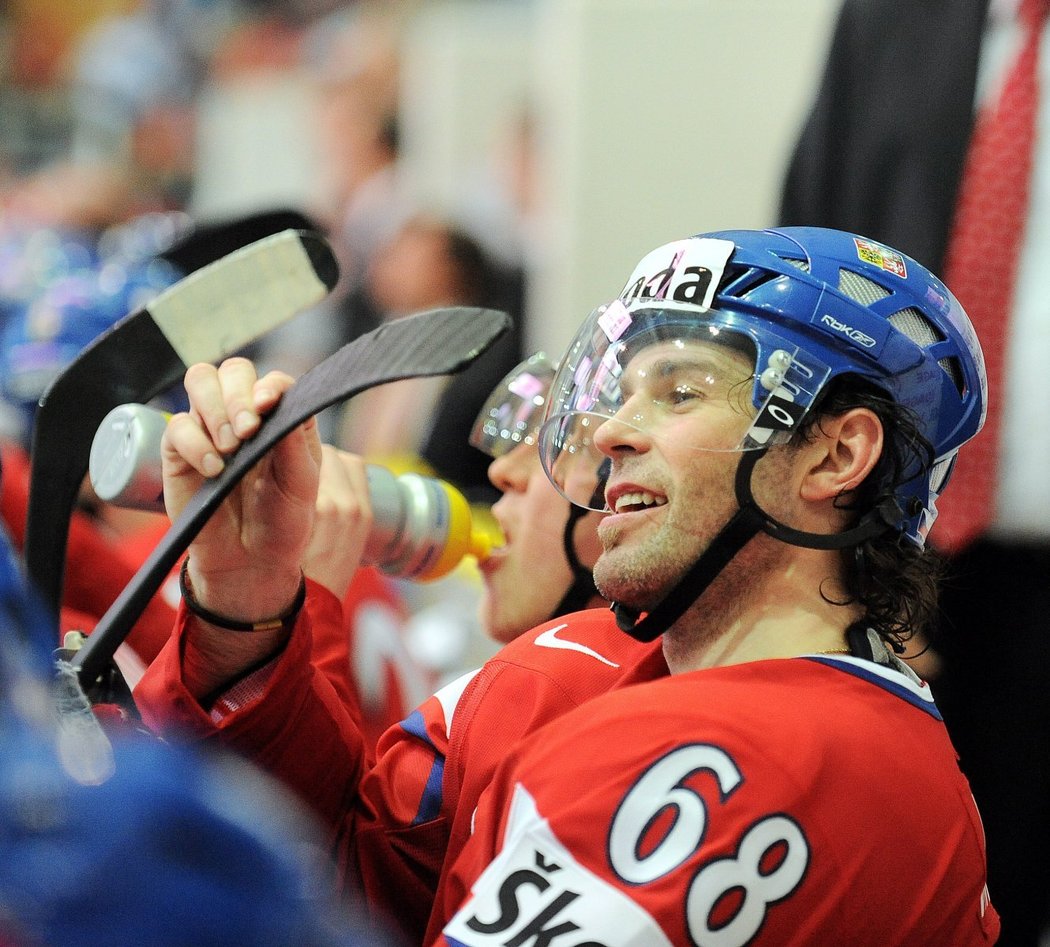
[612,448,903,643]
[549,502,600,619]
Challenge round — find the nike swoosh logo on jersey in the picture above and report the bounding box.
[534,624,620,667]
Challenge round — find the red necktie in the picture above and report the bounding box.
[933,0,1049,554]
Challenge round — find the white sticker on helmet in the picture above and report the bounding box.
[618,238,735,310]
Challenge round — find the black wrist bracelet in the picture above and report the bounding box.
[179,558,307,632]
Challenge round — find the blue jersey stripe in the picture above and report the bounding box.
[804,656,943,721]
[400,709,447,825]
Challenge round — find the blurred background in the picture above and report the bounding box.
[0,0,841,359]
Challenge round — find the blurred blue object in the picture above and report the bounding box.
[0,243,183,443]
[0,519,386,947]
[0,226,100,324]
[0,738,382,947]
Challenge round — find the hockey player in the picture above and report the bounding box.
[136,227,997,944]
[134,351,653,943]
[434,227,999,944]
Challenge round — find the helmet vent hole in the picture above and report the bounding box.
[781,256,810,273]
[938,356,965,396]
[887,307,964,394]
[837,268,891,306]
[888,307,946,346]
[719,265,777,297]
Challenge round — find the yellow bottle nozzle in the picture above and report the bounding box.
[413,483,503,581]
[468,504,503,562]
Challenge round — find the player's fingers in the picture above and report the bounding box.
[332,450,373,517]
[313,446,345,523]
[304,446,371,598]
[183,358,256,454]
[267,420,323,509]
[251,369,322,468]
[302,415,322,466]
[317,446,372,523]
[214,357,263,445]
[182,361,241,456]
[251,369,296,414]
[163,410,225,479]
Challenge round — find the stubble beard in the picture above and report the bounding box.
[592,511,702,611]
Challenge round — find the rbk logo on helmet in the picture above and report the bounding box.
[618,239,733,310]
[820,314,878,348]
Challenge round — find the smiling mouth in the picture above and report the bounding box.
[612,491,668,514]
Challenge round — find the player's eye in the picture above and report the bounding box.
[667,383,705,406]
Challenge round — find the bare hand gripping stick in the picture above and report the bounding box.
[71,305,511,686]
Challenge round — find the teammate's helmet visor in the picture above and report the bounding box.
[538,300,832,511]
[469,352,557,459]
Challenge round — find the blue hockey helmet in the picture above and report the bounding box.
[0,254,182,440]
[539,226,985,549]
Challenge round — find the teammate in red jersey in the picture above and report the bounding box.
[434,227,999,944]
[133,353,662,943]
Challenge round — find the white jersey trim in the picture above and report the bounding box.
[435,667,482,740]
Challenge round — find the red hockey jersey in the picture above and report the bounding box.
[134,602,665,943]
[438,655,1000,946]
[0,441,176,663]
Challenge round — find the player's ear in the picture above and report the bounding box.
[798,407,883,503]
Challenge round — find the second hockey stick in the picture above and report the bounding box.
[71,304,512,685]
[24,228,339,618]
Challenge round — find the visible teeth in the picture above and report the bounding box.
[614,491,667,512]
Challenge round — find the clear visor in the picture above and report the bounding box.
[538,300,832,511]
[469,352,557,458]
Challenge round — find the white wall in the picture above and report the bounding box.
[190,71,326,220]
[399,1,534,220]
[527,0,841,355]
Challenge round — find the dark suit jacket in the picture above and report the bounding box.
[779,0,988,271]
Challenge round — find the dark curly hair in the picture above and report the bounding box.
[797,376,946,651]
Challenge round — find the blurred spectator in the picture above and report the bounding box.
[68,2,201,207]
[337,213,524,502]
[307,3,419,289]
[0,0,108,173]
[0,159,151,231]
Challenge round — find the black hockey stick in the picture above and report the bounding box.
[24,229,339,620]
[71,305,511,685]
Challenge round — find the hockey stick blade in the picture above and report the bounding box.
[71,305,511,684]
[157,208,322,275]
[24,228,339,619]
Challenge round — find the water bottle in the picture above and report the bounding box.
[88,403,495,581]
